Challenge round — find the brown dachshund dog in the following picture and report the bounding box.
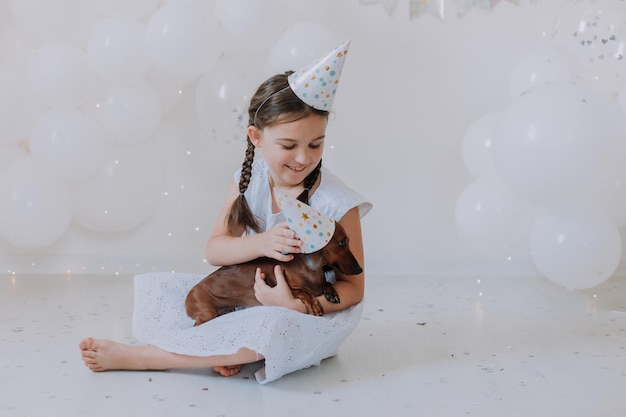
[185,221,362,326]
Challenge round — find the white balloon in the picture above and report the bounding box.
[509,47,574,97]
[0,64,42,144]
[595,167,626,227]
[274,0,332,20]
[7,0,102,47]
[0,158,72,249]
[145,70,186,114]
[95,82,162,144]
[618,85,626,119]
[0,144,27,167]
[195,56,256,144]
[553,0,626,63]
[27,44,97,109]
[72,143,165,232]
[145,0,222,79]
[0,25,34,67]
[621,88,626,108]
[93,0,159,18]
[461,112,499,178]
[268,21,337,72]
[606,88,626,144]
[529,207,622,290]
[455,176,537,254]
[579,135,626,227]
[214,0,265,45]
[87,17,152,84]
[492,83,615,207]
[552,0,626,95]
[30,109,106,184]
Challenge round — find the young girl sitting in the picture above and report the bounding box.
[79,40,372,384]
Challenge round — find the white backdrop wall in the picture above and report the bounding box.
[1,0,624,285]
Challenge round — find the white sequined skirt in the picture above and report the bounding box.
[131,272,363,384]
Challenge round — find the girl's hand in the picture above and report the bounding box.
[254,266,305,312]
[259,222,302,262]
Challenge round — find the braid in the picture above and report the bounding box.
[239,138,255,194]
[297,160,322,204]
[227,137,261,234]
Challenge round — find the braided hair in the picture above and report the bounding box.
[226,72,328,234]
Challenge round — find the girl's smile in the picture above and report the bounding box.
[249,114,327,191]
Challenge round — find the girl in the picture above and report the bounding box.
[79,41,372,384]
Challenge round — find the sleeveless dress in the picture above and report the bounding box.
[132,159,372,384]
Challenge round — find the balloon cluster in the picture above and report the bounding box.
[455,0,626,290]
[0,0,338,251]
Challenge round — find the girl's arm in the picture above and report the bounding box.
[205,181,303,266]
[254,206,366,313]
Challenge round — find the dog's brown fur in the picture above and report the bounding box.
[185,222,362,326]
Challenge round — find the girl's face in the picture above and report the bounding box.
[249,114,327,189]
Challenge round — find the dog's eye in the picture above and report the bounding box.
[339,240,346,247]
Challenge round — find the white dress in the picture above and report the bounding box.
[132,159,372,384]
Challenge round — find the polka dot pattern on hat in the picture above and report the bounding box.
[288,40,350,111]
[278,195,336,253]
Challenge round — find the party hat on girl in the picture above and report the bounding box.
[278,195,336,253]
[288,40,350,111]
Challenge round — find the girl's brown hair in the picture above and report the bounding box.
[227,72,328,234]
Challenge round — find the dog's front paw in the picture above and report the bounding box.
[293,290,325,315]
[323,285,340,304]
[307,298,325,316]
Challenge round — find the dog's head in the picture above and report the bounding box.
[280,195,362,276]
[319,222,363,276]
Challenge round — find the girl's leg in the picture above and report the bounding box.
[79,337,263,376]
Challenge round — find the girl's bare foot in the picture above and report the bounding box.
[212,365,243,377]
[79,337,154,372]
[79,337,262,376]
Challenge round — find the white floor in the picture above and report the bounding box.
[2,271,626,417]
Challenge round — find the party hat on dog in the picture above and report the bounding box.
[278,195,336,254]
[288,39,350,111]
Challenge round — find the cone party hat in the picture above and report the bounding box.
[278,195,336,254]
[287,40,350,111]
